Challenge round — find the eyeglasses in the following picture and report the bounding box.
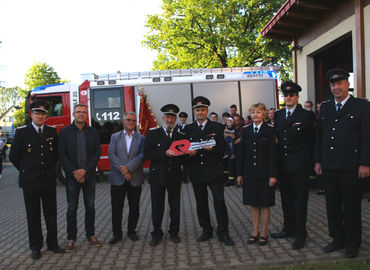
[124,119,136,122]
[283,93,297,97]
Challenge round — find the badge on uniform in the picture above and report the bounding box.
[27,144,31,153]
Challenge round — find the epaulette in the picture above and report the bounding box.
[185,123,192,126]
[267,123,274,127]
[243,123,252,128]
[321,100,330,104]
[16,125,27,129]
[178,131,185,135]
[149,126,160,131]
[45,124,56,129]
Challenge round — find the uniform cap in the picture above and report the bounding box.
[281,81,302,94]
[179,112,188,118]
[325,68,349,83]
[192,96,210,108]
[30,100,49,113]
[161,104,179,116]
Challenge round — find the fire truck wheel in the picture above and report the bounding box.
[56,161,67,185]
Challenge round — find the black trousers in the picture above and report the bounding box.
[23,187,58,251]
[192,180,229,236]
[111,182,142,237]
[323,169,362,248]
[279,172,309,239]
[150,183,181,239]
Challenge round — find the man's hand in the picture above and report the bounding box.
[73,168,86,181]
[358,165,370,179]
[237,176,243,187]
[166,149,177,157]
[189,150,197,156]
[314,162,322,175]
[269,177,277,187]
[234,138,241,144]
[119,166,128,175]
[125,172,132,181]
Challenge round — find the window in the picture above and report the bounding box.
[94,89,121,109]
[9,117,14,122]
[37,96,63,117]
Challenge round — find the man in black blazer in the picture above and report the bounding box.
[144,104,185,246]
[184,96,234,246]
[314,68,370,258]
[9,100,64,260]
[271,82,316,250]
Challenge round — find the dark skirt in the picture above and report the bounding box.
[242,178,275,207]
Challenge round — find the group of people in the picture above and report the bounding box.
[8,68,370,261]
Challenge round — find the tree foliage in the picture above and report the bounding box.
[24,62,61,91]
[143,0,292,80]
[0,86,24,115]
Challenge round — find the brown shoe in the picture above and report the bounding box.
[88,235,102,247]
[64,240,75,253]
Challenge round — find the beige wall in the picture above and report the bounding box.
[295,6,370,104]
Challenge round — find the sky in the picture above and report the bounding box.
[0,0,163,88]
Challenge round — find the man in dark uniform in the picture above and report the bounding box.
[271,82,316,250]
[314,68,370,258]
[9,100,65,260]
[175,111,189,183]
[185,96,235,246]
[144,104,185,246]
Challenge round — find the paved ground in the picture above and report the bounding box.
[1,160,370,270]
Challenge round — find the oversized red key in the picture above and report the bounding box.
[169,139,191,155]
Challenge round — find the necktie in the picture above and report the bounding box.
[38,128,42,136]
[254,127,258,134]
[166,129,172,138]
[337,103,342,111]
[287,111,291,119]
[199,124,203,131]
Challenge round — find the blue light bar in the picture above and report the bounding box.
[243,70,277,79]
[33,83,65,92]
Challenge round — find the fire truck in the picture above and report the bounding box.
[25,66,280,183]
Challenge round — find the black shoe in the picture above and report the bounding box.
[149,238,161,247]
[219,235,235,246]
[31,250,41,260]
[108,236,122,245]
[170,235,181,244]
[322,241,345,253]
[270,231,294,239]
[48,246,65,253]
[127,232,139,241]
[292,238,305,250]
[345,247,359,258]
[196,232,212,242]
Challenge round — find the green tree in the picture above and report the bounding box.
[24,62,61,91]
[143,0,292,80]
[13,62,61,127]
[0,86,24,115]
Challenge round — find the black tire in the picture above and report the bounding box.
[56,160,66,185]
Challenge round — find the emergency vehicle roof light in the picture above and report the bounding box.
[97,81,105,86]
[206,75,213,79]
[164,77,172,82]
[217,74,225,79]
[108,80,116,85]
[153,77,161,82]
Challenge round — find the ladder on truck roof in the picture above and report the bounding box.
[81,66,280,82]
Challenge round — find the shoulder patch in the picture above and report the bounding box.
[16,125,27,129]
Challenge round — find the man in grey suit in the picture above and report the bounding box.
[107,112,145,244]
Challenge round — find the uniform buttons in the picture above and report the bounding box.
[253,163,256,166]
[41,153,43,156]
[285,153,288,156]
[254,142,256,145]
[332,128,335,131]
[331,137,334,140]
[200,154,203,157]
[335,119,338,122]
[284,146,287,148]
[200,162,204,165]
[41,145,43,148]
[284,130,287,133]
[41,162,44,164]
[355,149,358,152]
[253,149,256,152]
[284,138,287,141]
[254,156,256,158]
[330,147,334,150]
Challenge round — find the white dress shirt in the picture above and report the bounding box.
[124,130,134,153]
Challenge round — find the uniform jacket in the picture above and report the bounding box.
[9,124,58,190]
[108,130,145,187]
[184,120,226,183]
[236,123,278,180]
[175,123,187,133]
[58,122,101,179]
[144,127,184,186]
[314,96,370,171]
[274,104,316,174]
